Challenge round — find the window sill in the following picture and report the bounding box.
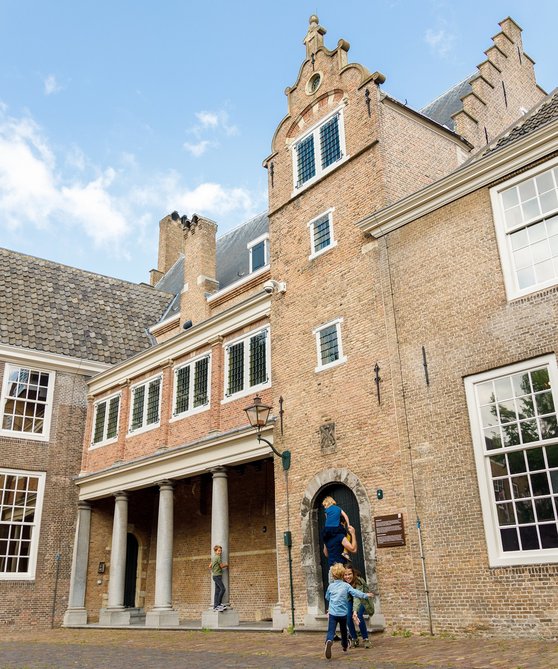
[170,403,211,423]
[221,381,271,405]
[0,429,49,442]
[309,240,337,261]
[89,436,118,451]
[126,422,161,438]
[315,356,347,374]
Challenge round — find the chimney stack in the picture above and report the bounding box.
[180,214,219,325]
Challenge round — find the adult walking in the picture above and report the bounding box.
[343,564,373,648]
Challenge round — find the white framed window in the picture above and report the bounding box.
[0,365,55,442]
[223,327,270,401]
[172,354,211,419]
[128,375,162,434]
[313,318,347,372]
[247,233,270,273]
[465,355,558,566]
[90,392,121,448]
[490,158,558,299]
[0,469,46,580]
[292,106,347,192]
[308,208,337,259]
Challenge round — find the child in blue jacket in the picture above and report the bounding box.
[324,562,374,659]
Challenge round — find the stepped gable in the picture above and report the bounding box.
[0,248,174,364]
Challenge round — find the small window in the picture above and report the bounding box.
[248,234,269,273]
[173,355,211,417]
[314,318,347,372]
[491,159,558,299]
[0,365,55,441]
[308,209,336,258]
[224,328,270,399]
[465,355,558,566]
[129,376,162,434]
[0,469,46,580]
[292,108,346,191]
[91,393,121,446]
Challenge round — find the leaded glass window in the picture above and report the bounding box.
[309,210,335,257]
[320,115,341,169]
[293,109,345,189]
[129,377,161,433]
[314,319,346,372]
[92,394,121,445]
[225,329,270,397]
[174,356,210,417]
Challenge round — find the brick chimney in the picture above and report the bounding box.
[180,214,219,325]
[149,211,183,286]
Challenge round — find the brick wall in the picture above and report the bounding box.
[84,461,277,621]
[0,364,88,628]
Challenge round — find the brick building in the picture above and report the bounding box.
[10,13,553,638]
[0,249,173,627]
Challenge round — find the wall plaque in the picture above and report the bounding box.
[374,513,405,547]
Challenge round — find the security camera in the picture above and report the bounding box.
[263,279,286,294]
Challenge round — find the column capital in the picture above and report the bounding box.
[209,466,227,478]
[114,490,128,501]
[77,500,92,511]
[156,480,174,491]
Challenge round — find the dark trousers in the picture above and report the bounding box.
[326,614,348,649]
[347,603,369,639]
[212,574,226,608]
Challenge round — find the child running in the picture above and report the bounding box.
[209,544,228,611]
[324,562,374,659]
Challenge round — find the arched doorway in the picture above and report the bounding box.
[123,533,138,608]
[316,483,366,602]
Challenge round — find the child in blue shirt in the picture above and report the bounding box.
[324,563,373,659]
[322,496,350,541]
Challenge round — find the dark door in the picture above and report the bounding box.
[316,484,366,602]
[123,533,138,608]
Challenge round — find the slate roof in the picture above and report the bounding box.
[480,88,558,157]
[153,212,269,324]
[420,75,474,130]
[0,248,174,365]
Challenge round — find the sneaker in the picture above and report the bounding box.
[324,639,333,659]
[352,637,359,647]
[342,645,348,653]
[363,638,370,648]
[333,634,341,642]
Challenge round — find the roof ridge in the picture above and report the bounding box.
[0,246,172,293]
[217,211,268,240]
[420,73,475,112]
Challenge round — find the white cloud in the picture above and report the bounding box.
[196,111,219,128]
[0,106,128,246]
[425,26,456,58]
[44,74,63,96]
[183,139,215,157]
[183,109,238,156]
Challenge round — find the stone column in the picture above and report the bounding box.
[146,481,179,627]
[99,491,132,625]
[201,466,239,627]
[63,501,91,626]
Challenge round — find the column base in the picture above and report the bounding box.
[145,608,180,627]
[99,607,145,626]
[201,607,240,628]
[63,607,88,626]
[272,604,290,630]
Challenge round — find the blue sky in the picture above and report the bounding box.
[1,0,557,284]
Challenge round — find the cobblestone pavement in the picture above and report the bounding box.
[0,629,557,669]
